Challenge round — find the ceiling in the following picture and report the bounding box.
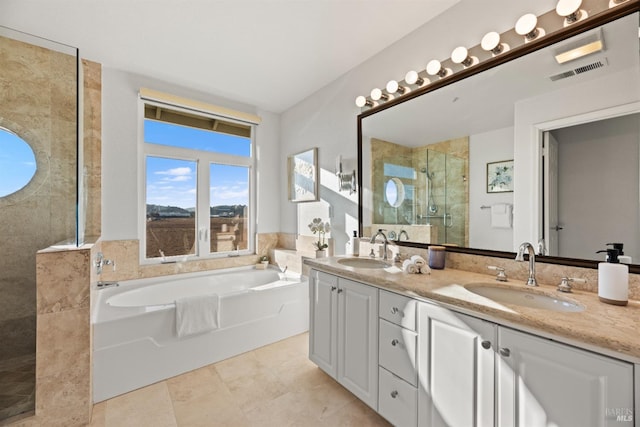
[0,0,461,113]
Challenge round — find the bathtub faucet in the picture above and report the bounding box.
[95,252,115,275]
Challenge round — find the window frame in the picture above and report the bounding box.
[138,98,256,264]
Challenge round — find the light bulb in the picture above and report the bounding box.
[426,59,448,77]
[386,80,406,95]
[405,70,426,86]
[556,0,585,24]
[355,96,369,108]
[370,88,388,102]
[451,46,475,67]
[515,13,542,41]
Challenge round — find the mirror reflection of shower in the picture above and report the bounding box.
[420,167,438,214]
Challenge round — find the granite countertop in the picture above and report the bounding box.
[304,256,640,364]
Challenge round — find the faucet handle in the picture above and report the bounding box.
[488,266,508,282]
[557,277,586,293]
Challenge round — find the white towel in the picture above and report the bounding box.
[175,294,220,338]
[410,255,427,268]
[402,259,419,274]
[491,204,512,229]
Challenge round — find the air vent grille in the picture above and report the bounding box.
[548,58,608,82]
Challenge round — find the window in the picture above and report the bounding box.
[0,127,37,198]
[141,99,255,261]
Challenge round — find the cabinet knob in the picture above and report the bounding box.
[391,339,400,347]
[390,390,398,399]
[481,340,492,350]
[330,286,337,291]
[337,288,343,293]
[391,307,399,315]
[499,347,511,357]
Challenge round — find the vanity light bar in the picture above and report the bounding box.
[354,0,622,110]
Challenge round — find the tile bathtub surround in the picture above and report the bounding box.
[97,233,281,282]
[87,333,390,427]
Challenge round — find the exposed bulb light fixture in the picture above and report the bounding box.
[556,0,587,26]
[516,13,545,42]
[355,96,373,108]
[370,88,389,102]
[426,59,449,78]
[386,80,407,95]
[451,46,477,67]
[405,70,427,87]
[481,31,509,55]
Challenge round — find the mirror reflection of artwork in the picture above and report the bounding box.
[487,160,514,193]
[288,147,318,202]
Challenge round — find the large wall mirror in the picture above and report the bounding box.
[358,6,639,272]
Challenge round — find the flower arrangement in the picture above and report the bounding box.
[308,218,331,250]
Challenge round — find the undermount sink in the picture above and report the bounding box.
[465,284,585,312]
[337,258,392,269]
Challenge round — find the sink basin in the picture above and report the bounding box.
[465,284,585,312]
[337,258,392,269]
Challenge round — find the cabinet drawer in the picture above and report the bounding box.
[379,290,417,331]
[379,367,417,427]
[379,319,417,386]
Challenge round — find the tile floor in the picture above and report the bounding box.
[0,354,35,423]
[89,332,391,426]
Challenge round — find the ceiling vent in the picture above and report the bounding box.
[548,58,608,81]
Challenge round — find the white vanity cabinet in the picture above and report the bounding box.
[308,269,379,409]
[417,301,634,427]
[378,290,419,427]
[497,327,634,427]
[418,301,497,427]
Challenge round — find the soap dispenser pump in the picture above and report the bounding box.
[596,248,628,306]
[606,243,632,264]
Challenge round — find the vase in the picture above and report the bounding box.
[315,249,327,258]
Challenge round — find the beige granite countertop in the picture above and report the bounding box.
[304,256,640,364]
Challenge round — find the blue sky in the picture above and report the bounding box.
[145,120,250,209]
[0,128,37,197]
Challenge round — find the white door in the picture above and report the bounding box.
[543,131,560,256]
[308,270,338,377]
[418,303,497,427]
[497,327,634,427]
[337,278,379,410]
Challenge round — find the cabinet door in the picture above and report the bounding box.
[497,327,634,427]
[337,277,379,410]
[309,270,338,377]
[418,302,497,427]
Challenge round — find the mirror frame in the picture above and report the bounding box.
[357,2,640,274]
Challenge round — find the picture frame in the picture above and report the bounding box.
[487,160,514,193]
[288,147,319,202]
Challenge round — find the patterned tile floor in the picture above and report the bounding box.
[0,354,35,424]
[89,332,391,426]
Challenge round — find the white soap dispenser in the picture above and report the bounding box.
[350,230,359,257]
[596,248,628,306]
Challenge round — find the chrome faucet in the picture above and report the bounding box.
[370,229,389,261]
[515,242,538,286]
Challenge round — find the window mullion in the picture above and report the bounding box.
[196,158,210,256]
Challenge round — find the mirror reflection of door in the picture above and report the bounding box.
[542,113,640,262]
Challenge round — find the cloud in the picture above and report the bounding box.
[155,167,193,177]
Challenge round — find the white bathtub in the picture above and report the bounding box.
[92,266,309,402]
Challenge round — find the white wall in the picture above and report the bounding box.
[513,68,640,250]
[280,0,556,254]
[469,127,514,251]
[101,68,281,241]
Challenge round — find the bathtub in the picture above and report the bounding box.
[92,266,309,402]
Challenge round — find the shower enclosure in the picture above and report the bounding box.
[0,27,82,421]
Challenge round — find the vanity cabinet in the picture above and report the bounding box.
[418,302,497,427]
[418,301,634,427]
[308,269,379,409]
[497,327,634,427]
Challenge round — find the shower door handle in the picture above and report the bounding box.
[553,225,564,231]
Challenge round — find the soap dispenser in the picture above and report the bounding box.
[606,243,632,264]
[596,248,628,306]
[350,231,359,256]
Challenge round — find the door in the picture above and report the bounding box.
[497,327,634,427]
[543,131,559,256]
[418,303,497,427]
[309,270,338,377]
[337,277,379,409]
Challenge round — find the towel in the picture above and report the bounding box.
[410,255,427,269]
[402,259,419,274]
[175,294,220,338]
[490,203,512,229]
